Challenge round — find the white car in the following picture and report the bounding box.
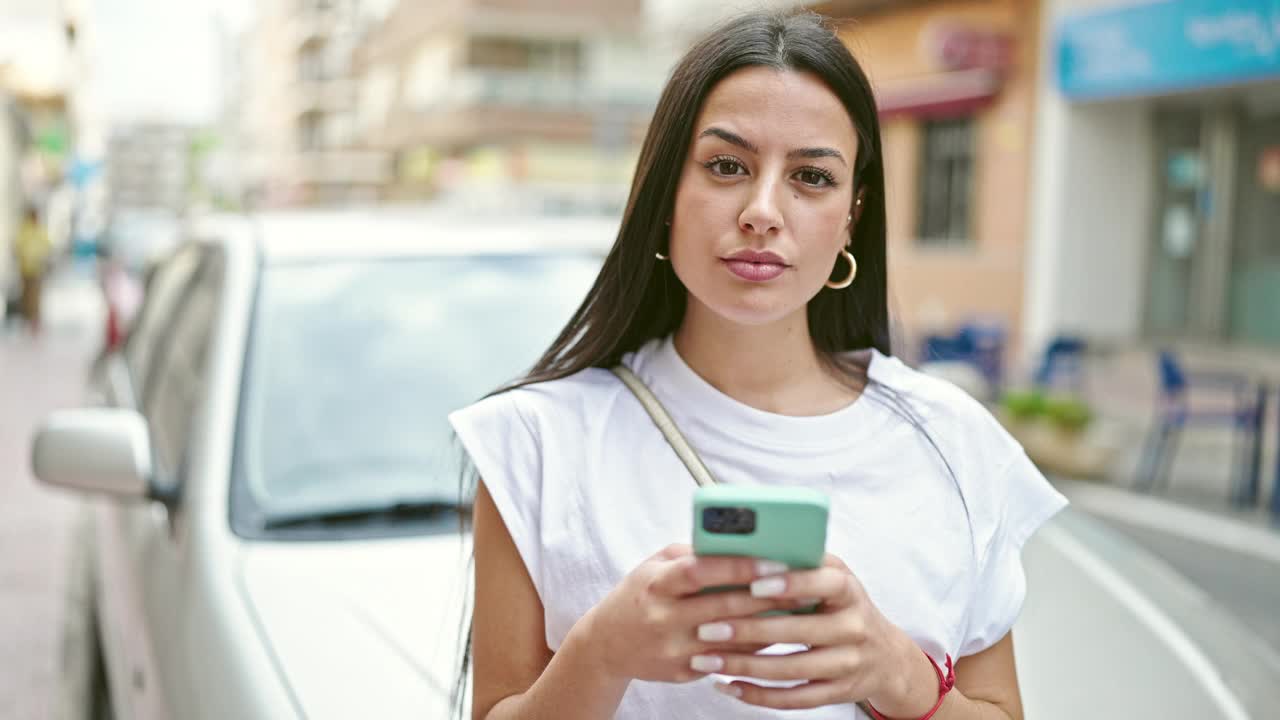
[34,210,613,720]
[33,212,1280,720]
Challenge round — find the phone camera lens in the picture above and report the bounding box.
[702,506,756,534]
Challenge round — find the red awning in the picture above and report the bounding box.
[876,68,1003,119]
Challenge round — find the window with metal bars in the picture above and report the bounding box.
[917,118,975,246]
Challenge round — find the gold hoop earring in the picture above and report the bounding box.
[825,249,857,289]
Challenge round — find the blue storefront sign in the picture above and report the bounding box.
[1058,0,1280,100]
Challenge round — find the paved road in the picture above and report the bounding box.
[1,267,102,720]
[1060,479,1280,664]
[1103,520,1280,657]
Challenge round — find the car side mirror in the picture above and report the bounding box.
[31,408,153,499]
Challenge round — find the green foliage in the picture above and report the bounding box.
[1000,389,1093,432]
[1044,396,1093,432]
[1001,389,1046,422]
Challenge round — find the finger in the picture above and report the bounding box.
[822,552,849,570]
[700,613,854,648]
[679,589,815,625]
[705,646,853,682]
[748,567,861,608]
[653,543,693,561]
[715,678,852,710]
[651,555,787,597]
[703,642,773,655]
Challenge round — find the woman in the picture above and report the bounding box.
[450,11,1065,720]
[15,205,52,335]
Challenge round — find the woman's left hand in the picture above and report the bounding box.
[698,553,936,713]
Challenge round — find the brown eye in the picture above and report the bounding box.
[716,160,743,175]
[704,156,747,177]
[797,169,833,187]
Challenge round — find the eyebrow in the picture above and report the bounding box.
[698,126,847,166]
[699,127,758,154]
[788,146,847,165]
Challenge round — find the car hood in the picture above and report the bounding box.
[239,531,472,720]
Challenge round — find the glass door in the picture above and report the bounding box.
[1228,109,1280,346]
[1145,110,1205,337]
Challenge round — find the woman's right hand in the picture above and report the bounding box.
[578,543,808,684]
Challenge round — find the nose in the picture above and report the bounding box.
[738,177,784,236]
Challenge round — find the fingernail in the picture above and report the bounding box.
[698,622,733,642]
[714,682,742,698]
[751,576,786,597]
[691,654,724,673]
[755,559,788,576]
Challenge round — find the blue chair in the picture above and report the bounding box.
[1135,350,1265,503]
[1033,335,1087,394]
[961,321,1006,392]
[921,332,974,364]
[920,321,1006,395]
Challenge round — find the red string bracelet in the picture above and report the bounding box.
[865,651,954,720]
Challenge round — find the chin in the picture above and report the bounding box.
[701,288,803,327]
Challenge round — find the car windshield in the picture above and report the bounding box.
[234,253,600,533]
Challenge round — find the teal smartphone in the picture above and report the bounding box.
[692,485,829,612]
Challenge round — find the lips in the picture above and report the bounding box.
[726,249,787,265]
[722,249,789,282]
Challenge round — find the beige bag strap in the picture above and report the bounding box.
[610,365,718,488]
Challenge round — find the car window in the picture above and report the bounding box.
[144,250,224,481]
[234,254,600,529]
[125,245,202,399]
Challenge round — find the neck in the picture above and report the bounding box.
[672,298,858,416]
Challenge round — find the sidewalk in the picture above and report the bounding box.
[1056,477,1280,565]
[1066,342,1280,514]
[1003,341,1280,656]
[0,262,102,719]
[1046,340,1280,659]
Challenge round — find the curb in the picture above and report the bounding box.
[1054,477,1280,567]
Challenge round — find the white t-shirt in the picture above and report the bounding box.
[449,336,1067,720]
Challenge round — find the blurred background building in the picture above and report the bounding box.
[349,0,657,213]
[239,0,397,207]
[812,0,1040,356]
[238,0,803,213]
[0,0,90,308]
[1029,0,1280,354]
[105,124,199,212]
[804,0,1280,370]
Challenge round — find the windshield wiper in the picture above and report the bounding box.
[262,499,470,530]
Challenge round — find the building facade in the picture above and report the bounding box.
[350,0,662,212]
[241,0,394,207]
[1026,0,1280,352]
[105,124,196,211]
[814,0,1043,359]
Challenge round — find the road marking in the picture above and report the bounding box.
[1041,523,1253,720]
[1057,479,1280,566]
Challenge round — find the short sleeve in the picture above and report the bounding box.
[449,391,544,595]
[960,450,1068,656]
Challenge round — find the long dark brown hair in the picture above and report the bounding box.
[454,10,966,715]
[506,10,889,390]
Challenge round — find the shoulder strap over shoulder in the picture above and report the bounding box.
[610,365,718,488]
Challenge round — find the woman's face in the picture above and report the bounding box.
[669,66,860,328]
